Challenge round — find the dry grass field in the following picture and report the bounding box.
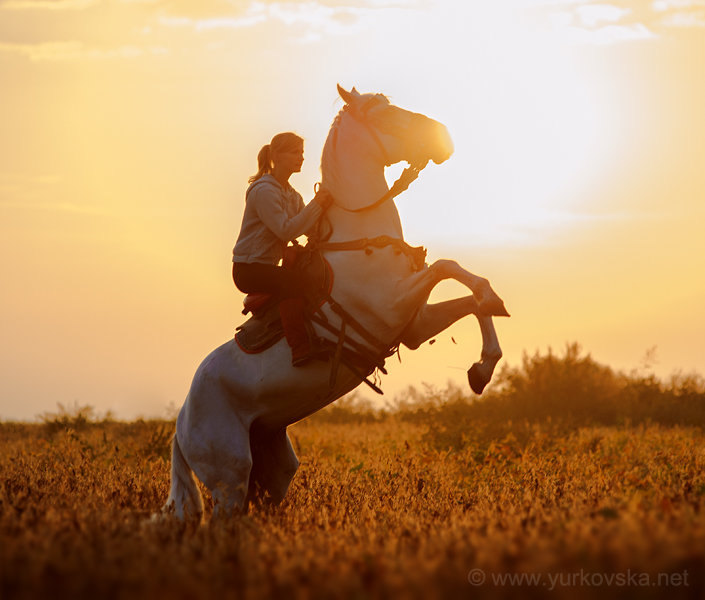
[2,345,705,599]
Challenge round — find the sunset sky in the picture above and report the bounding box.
[1,0,704,420]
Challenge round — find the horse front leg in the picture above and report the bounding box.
[433,259,510,317]
[398,259,507,394]
[401,299,502,395]
[467,315,503,395]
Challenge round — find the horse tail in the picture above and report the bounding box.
[164,433,204,521]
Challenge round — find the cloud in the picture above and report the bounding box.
[0,0,98,9]
[575,3,631,26]
[0,173,59,197]
[156,8,268,32]
[661,10,705,25]
[587,21,657,41]
[0,174,117,216]
[536,3,657,43]
[0,0,392,59]
[0,40,167,60]
[155,1,387,41]
[142,0,412,21]
[529,0,705,38]
[0,199,111,215]
[653,0,705,9]
[652,0,705,26]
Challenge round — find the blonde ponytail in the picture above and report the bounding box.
[248,144,272,183]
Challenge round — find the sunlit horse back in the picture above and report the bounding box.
[162,85,508,520]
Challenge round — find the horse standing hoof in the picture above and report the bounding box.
[467,362,491,395]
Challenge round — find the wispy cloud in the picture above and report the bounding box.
[575,3,631,26]
[0,174,111,216]
[653,0,705,9]
[155,1,389,42]
[530,0,705,41]
[574,21,657,42]
[156,9,268,32]
[0,0,98,9]
[652,0,705,27]
[660,10,705,25]
[0,40,167,60]
[0,0,386,60]
[0,199,113,215]
[0,173,59,196]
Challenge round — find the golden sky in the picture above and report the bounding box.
[1,0,704,420]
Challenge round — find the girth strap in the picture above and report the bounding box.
[326,296,390,357]
[310,293,394,395]
[313,235,427,272]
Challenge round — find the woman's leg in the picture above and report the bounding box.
[232,262,316,366]
[233,262,304,296]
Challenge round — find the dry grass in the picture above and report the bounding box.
[2,346,705,599]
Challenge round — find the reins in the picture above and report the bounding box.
[324,100,428,215]
[331,161,427,214]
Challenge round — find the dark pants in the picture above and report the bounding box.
[233,261,312,363]
[232,262,306,299]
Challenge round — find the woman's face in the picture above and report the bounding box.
[274,141,304,175]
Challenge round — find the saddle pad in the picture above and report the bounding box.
[234,304,284,354]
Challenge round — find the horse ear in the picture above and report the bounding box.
[337,84,356,106]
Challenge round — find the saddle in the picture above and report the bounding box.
[235,243,398,395]
[234,245,332,354]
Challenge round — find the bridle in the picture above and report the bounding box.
[311,99,430,270]
[322,100,429,214]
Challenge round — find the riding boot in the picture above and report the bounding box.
[279,297,314,367]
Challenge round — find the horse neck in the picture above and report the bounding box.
[320,119,404,242]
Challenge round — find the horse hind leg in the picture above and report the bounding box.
[247,425,300,509]
[175,401,253,520]
[163,433,204,521]
[208,438,253,519]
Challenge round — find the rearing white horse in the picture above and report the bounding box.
[164,85,509,519]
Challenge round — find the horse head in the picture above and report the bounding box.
[321,85,454,216]
[335,84,454,168]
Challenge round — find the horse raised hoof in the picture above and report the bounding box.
[467,362,491,395]
[477,296,510,317]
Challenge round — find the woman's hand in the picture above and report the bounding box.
[313,188,334,210]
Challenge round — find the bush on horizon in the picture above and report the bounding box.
[307,343,705,449]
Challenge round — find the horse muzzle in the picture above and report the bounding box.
[410,116,453,166]
[430,122,454,164]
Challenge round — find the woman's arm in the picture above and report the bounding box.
[252,185,330,242]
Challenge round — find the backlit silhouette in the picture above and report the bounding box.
[162,85,509,519]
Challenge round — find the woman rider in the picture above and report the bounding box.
[232,132,333,366]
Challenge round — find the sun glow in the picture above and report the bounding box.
[378,4,614,247]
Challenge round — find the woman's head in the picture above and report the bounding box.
[249,132,304,183]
